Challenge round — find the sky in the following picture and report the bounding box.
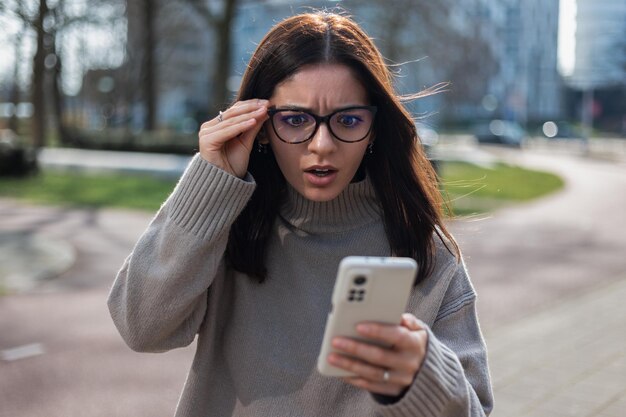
[558,0,577,76]
[0,1,578,94]
[0,3,125,95]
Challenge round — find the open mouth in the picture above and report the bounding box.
[306,168,336,177]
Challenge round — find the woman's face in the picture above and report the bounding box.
[266,64,372,202]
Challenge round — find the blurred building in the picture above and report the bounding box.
[502,0,562,123]
[568,0,626,90]
[565,0,626,133]
[121,0,318,129]
[124,0,214,130]
[383,0,563,124]
[113,0,563,130]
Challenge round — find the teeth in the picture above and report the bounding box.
[309,168,331,177]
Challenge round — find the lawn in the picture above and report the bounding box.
[0,171,177,211]
[0,161,564,215]
[439,161,564,216]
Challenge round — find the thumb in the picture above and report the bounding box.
[401,313,426,331]
[239,114,269,151]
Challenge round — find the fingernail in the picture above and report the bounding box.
[257,99,269,106]
[328,353,339,364]
[357,324,372,334]
[332,338,348,349]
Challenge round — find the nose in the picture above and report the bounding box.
[308,122,337,155]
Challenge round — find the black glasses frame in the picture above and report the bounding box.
[267,105,378,144]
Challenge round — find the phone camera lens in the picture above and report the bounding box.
[353,276,367,286]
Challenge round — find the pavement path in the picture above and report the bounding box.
[1,146,625,416]
[452,148,626,329]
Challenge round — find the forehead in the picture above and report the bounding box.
[271,64,368,109]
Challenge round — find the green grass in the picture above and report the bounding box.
[0,162,564,216]
[439,161,565,216]
[0,171,177,211]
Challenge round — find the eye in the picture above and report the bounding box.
[281,113,311,128]
[336,114,363,128]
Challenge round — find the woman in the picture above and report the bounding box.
[108,11,493,417]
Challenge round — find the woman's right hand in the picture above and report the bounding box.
[198,99,269,178]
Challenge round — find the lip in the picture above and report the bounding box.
[303,165,338,187]
[304,165,337,172]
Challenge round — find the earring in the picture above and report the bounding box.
[367,142,374,154]
[257,142,269,154]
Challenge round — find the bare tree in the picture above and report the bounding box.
[0,0,126,147]
[345,0,498,118]
[141,0,158,130]
[8,23,26,133]
[31,0,49,148]
[182,0,239,115]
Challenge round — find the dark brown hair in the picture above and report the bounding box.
[226,11,458,283]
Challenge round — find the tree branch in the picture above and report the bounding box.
[183,0,216,26]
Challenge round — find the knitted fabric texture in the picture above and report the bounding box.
[108,154,494,417]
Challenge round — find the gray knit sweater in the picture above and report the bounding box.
[108,154,494,417]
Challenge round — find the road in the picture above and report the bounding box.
[452,147,626,330]
[1,146,625,416]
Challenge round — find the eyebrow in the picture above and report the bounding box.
[271,104,368,114]
[272,105,311,112]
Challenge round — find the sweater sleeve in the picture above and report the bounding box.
[376,262,494,417]
[107,154,256,353]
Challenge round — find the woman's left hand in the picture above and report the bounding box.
[328,313,428,396]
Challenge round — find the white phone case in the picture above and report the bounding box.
[317,256,417,377]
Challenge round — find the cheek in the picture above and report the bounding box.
[348,144,369,169]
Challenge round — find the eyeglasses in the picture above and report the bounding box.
[267,106,377,144]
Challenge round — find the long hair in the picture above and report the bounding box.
[226,11,459,283]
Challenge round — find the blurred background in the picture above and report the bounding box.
[0,0,624,153]
[0,1,625,416]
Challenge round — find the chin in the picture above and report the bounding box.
[301,186,344,202]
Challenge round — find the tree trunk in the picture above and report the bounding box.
[49,0,70,144]
[51,45,70,145]
[9,30,23,133]
[209,0,237,116]
[143,0,157,130]
[31,0,49,148]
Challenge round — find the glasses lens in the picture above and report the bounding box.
[330,108,375,142]
[271,107,376,143]
[271,111,316,143]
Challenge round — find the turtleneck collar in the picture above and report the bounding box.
[278,177,383,234]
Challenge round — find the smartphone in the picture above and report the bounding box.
[317,256,417,377]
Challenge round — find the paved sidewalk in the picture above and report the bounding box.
[485,276,626,417]
[1,147,625,416]
[39,148,192,178]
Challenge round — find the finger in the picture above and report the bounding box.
[354,322,416,351]
[328,352,413,386]
[199,108,267,145]
[200,106,268,135]
[238,113,269,146]
[331,337,408,370]
[232,114,269,154]
[341,376,406,396]
[200,99,268,130]
[401,313,426,331]
[231,98,268,109]
[221,99,269,122]
[201,118,259,149]
[399,314,429,356]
